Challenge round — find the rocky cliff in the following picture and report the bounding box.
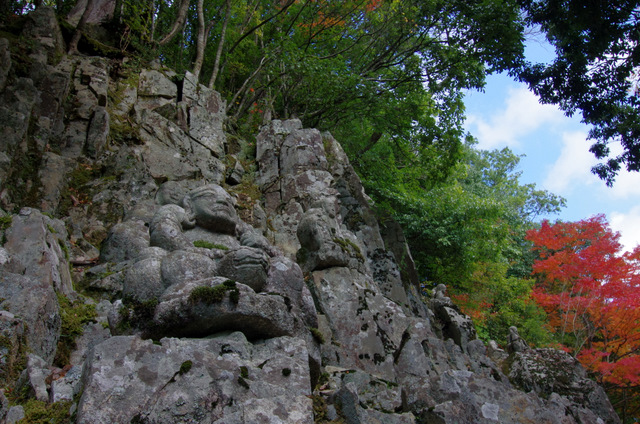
[0,8,621,424]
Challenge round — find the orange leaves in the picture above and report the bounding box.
[450,292,492,324]
[297,0,381,30]
[527,215,640,392]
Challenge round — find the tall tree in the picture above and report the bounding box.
[372,142,563,345]
[517,0,640,185]
[527,216,640,421]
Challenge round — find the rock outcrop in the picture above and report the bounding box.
[0,8,621,424]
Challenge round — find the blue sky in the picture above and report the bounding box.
[463,42,640,252]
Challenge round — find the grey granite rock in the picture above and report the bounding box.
[76,333,312,424]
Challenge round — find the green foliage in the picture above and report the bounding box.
[373,142,562,345]
[379,143,563,290]
[54,294,97,366]
[452,262,552,346]
[517,0,640,186]
[145,0,526,182]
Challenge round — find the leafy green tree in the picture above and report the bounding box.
[517,0,640,185]
[375,143,563,345]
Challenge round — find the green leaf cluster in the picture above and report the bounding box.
[374,142,563,346]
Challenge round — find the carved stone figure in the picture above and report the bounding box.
[296,199,365,272]
[185,184,238,235]
[507,326,529,354]
[433,283,449,301]
[104,183,313,339]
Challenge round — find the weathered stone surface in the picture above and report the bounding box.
[509,348,620,424]
[38,152,75,213]
[430,286,477,352]
[22,354,49,402]
[0,77,39,166]
[2,208,73,295]
[153,279,296,339]
[160,250,218,287]
[0,38,11,91]
[5,405,24,424]
[69,300,112,366]
[85,106,110,158]
[0,311,26,385]
[122,256,165,302]
[138,69,177,101]
[217,247,269,292]
[77,333,312,424]
[21,7,65,64]
[100,219,151,262]
[50,365,83,403]
[66,0,116,26]
[137,108,225,182]
[0,272,60,365]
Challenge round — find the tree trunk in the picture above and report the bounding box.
[208,0,231,89]
[157,0,191,46]
[68,0,97,54]
[357,132,383,157]
[191,0,206,80]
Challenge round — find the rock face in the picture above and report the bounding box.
[0,8,621,424]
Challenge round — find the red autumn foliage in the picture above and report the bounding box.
[526,215,640,392]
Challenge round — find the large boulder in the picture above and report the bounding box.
[509,348,620,424]
[152,278,296,340]
[76,333,312,424]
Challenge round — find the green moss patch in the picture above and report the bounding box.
[54,294,97,366]
[179,360,192,375]
[193,240,229,250]
[332,237,364,262]
[18,399,72,424]
[309,327,325,344]
[189,281,239,305]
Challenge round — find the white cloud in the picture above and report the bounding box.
[610,207,640,252]
[608,169,640,198]
[598,143,640,198]
[466,86,564,150]
[542,131,599,193]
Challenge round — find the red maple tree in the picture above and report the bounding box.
[526,215,640,420]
